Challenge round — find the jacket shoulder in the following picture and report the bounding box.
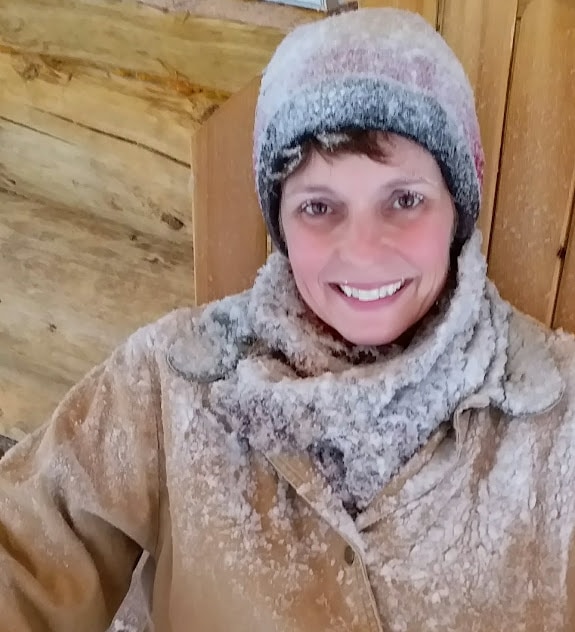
[117,289,253,386]
[547,325,575,401]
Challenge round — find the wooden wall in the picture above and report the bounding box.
[1,0,574,437]
[0,0,314,436]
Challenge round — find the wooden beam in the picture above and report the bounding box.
[0,99,193,239]
[130,0,319,30]
[488,0,575,326]
[0,0,295,95]
[192,77,268,304]
[0,49,225,165]
[553,166,575,332]
[439,0,518,254]
[357,0,438,26]
[0,191,193,432]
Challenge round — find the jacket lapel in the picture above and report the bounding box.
[263,451,366,553]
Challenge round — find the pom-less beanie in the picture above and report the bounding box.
[253,8,484,255]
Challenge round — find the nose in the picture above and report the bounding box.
[338,213,392,263]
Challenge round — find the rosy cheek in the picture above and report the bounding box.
[392,216,451,275]
[286,230,323,279]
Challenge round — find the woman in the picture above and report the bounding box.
[1,8,575,632]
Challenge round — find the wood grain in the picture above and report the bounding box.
[0,191,193,433]
[0,49,226,165]
[439,0,518,254]
[0,101,193,239]
[0,0,310,435]
[358,0,437,26]
[192,77,268,304]
[122,0,319,30]
[488,0,575,326]
[0,0,289,94]
[553,167,575,331]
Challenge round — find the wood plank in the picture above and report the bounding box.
[0,350,73,439]
[123,0,319,30]
[488,0,575,326]
[553,168,575,332]
[0,102,193,239]
[192,77,268,304]
[0,50,226,165]
[0,0,295,95]
[0,191,193,433]
[357,0,438,26]
[439,0,517,254]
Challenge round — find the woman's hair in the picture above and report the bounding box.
[278,129,393,182]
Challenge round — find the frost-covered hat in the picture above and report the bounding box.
[253,8,484,255]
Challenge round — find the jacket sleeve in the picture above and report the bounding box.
[0,326,161,632]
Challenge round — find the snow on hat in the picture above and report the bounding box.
[253,8,484,255]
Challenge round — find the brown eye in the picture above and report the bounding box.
[301,201,331,216]
[393,191,424,210]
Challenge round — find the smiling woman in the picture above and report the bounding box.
[279,131,456,345]
[0,6,575,632]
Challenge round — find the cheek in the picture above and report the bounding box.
[283,225,327,288]
[400,209,453,273]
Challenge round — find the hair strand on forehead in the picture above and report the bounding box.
[281,129,394,182]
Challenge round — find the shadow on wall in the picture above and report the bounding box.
[0,436,16,460]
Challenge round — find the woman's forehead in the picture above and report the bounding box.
[283,136,444,194]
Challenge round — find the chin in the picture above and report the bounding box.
[335,327,403,347]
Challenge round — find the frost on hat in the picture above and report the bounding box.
[253,8,484,254]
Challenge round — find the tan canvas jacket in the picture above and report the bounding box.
[1,302,575,632]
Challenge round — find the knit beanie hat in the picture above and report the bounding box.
[253,8,484,255]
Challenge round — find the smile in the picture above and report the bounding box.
[337,280,406,302]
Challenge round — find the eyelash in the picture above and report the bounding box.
[392,191,424,210]
[300,200,331,217]
[298,191,425,216]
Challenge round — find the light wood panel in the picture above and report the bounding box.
[439,0,517,254]
[0,191,193,435]
[0,0,315,433]
[192,77,268,305]
[0,49,224,165]
[358,0,438,26]
[554,168,575,331]
[127,0,317,30]
[488,0,575,326]
[0,103,193,239]
[0,0,290,94]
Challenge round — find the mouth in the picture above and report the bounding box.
[332,279,409,303]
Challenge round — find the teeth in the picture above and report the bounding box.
[339,281,404,302]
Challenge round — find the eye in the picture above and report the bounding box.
[392,191,424,210]
[300,200,332,217]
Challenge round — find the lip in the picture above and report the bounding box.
[330,279,412,310]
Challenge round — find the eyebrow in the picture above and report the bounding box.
[285,177,436,197]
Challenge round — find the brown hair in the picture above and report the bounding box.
[278,129,394,182]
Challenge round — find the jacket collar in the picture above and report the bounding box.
[487,309,565,417]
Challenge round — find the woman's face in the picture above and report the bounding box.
[280,134,456,346]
